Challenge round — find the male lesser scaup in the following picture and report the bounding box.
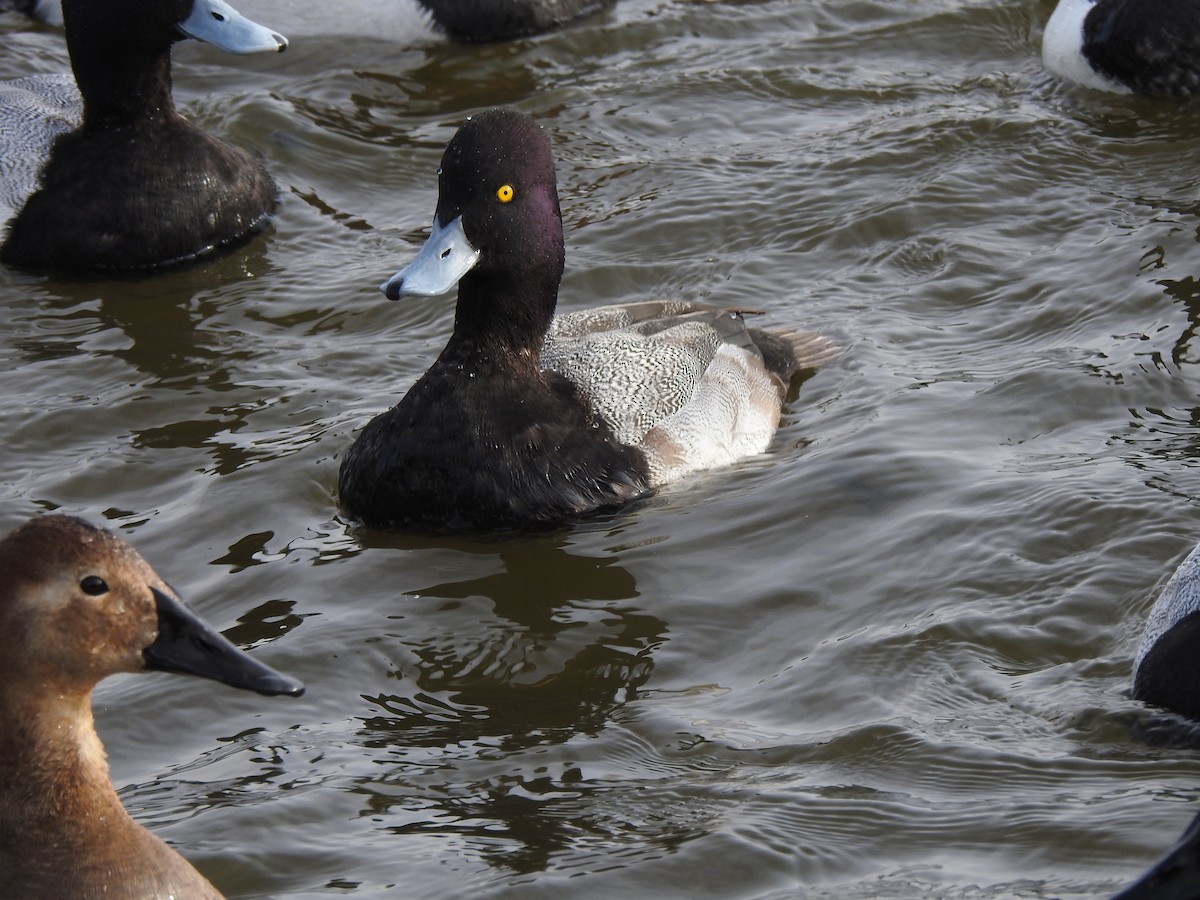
[0,0,287,272]
[1043,0,1200,96]
[338,108,838,532]
[0,515,303,897]
[1133,541,1200,719]
[4,0,614,43]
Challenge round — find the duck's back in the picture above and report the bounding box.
[338,348,650,531]
[1134,541,1200,719]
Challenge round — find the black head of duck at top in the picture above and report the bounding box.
[338,108,838,533]
[0,514,303,898]
[1043,0,1200,97]
[0,0,286,272]
[416,0,615,42]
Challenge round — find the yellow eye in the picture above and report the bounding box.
[496,184,515,203]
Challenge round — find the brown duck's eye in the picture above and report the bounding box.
[496,184,515,203]
[80,575,108,596]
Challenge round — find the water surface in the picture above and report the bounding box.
[3,1,1200,896]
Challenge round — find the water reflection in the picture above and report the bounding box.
[350,540,667,875]
[8,239,273,375]
[362,540,660,744]
[1160,272,1200,368]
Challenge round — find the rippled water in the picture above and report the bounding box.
[6,0,1200,896]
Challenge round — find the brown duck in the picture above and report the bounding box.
[0,515,303,898]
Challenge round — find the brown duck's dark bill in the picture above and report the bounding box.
[143,587,305,697]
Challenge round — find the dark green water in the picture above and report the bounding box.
[4,0,1200,896]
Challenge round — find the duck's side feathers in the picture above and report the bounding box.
[1134,542,1200,718]
[1112,808,1200,900]
[638,341,787,485]
[1135,606,1200,721]
[543,302,838,487]
[1043,0,1129,92]
[543,317,724,446]
[0,75,79,225]
[1044,0,1200,96]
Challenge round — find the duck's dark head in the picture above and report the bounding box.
[381,109,566,314]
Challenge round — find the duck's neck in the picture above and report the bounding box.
[0,687,125,831]
[446,268,560,367]
[0,685,221,896]
[67,26,178,128]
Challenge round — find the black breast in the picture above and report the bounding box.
[1,116,275,271]
[338,357,650,532]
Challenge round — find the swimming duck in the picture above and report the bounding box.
[1043,0,1200,97]
[0,0,287,272]
[0,514,303,898]
[338,108,838,532]
[1133,541,1200,719]
[3,0,613,43]
[1111,806,1200,899]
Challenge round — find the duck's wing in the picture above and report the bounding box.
[543,300,838,485]
[547,299,710,339]
[544,301,731,446]
[550,301,839,369]
[0,74,79,225]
